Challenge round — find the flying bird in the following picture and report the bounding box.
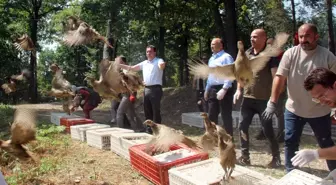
[1,69,31,94]
[120,70,144,93]
[189,32,289,87]
[62,16,83,32]
[143,120,200,154]
[47,63,74,98]
[13,34,36,56]
[0,109,37,161]
[63,19,113,48]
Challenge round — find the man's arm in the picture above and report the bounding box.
[318,146,336,160]
[270,75,287,103]
[118,63,141,71]
[271,67,277,78]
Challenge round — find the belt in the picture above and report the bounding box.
[210,84,224,89]
[145,85,162,88]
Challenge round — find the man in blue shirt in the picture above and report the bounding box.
[205,38,235,136]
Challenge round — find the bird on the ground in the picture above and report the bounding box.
[199,112,218,151]
[189,32,289,87]
[0,109,38,161]
[63,19,113,48]
[219,133,236,182]
[143,120,200,154]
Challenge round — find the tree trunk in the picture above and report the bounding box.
[290,0,296,44]
[159,0,166,86]
[326,0,335,54]
[103,19,114,60]
[213,1,225,41]
[29,15,38,103]
[224,0,238,58]
[182,30,189,86]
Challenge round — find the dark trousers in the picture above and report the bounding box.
[116,94,144,131]
[239,98,279,158]
[275,93,286,138]
[196,90,208,112]
[207,85,234,136]
[144,85,163,121]
[284,109,336,172]
[81,103,97,119]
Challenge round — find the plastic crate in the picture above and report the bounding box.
[50,112,79,125]
[70,123,101,140]
[168,158,276,185]
[129,144,209,185]
[110,132,153,161]
[272,169,336,185]
[86,128,134,150]
[181,111,240,128]
[78,124,110,142]
[60,117,95,133]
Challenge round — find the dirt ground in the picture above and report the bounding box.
[11,86,331,184]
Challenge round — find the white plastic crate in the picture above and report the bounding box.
[70,123,101,140]
[153,148,196,163]
[86,128,134,150]
[110,132,152,161]
[78,124,110,142]
[181,111,240,128]
[50,112,80,125]
[331,125,336,140]
[272,169,336,185]
[168,158,276,185]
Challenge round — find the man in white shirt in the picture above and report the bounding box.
[118,45,165,134]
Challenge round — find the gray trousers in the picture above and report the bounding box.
[116,94,143,131]
[144,85,163,123]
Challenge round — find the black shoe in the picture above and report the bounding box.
[237,156,251,166]
[255,130,266,140]
[267,156,281,168]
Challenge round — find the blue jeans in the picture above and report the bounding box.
[284,109,336,172]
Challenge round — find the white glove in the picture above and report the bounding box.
[233,89,242,104]
[324,169,336,183]
[291,149,319,167]
[216,88,227,100]
[80,100,86,105]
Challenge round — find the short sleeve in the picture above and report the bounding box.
[327,51,336,73]
[135,61,145,70]
[276,49,291,77]
[269,57,280,69]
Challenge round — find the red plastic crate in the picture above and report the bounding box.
[60,117,95,133]
[129,144,209,185]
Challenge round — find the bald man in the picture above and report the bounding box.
[235,29,281,168]
[205,38,235,137]
[262,23,336,172]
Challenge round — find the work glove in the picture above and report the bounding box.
[216,88,227,100]
[262,100,277,120]
[291,149,319,167]
[324,169,336,183]
[233,89,242,104]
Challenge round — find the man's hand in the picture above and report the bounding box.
[158,61,165,70]
[324,169,336,183]
[204,91,209,101]
[233,89,242,104]
[216,88,227,100]
[262,100,277,120]
[291,149,319,167]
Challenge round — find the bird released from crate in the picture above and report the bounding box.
[120,70,144,93]
[143,120,200,154]
[13,34,36,56]
[62,16,83,32]
[63,19,113,48]
[85,59,125,100]
[189,32,289,87]
[1,69,31,94]
[219,133,236,182]
[48,63,74,98]
[0,109,38,162]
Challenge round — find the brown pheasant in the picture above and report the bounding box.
[1,69,31,94]
[199,112,218,151]
[143,120,200,154]
[189,32,289,87]
[219,133,236,182]
[14,34,36,57]
[62,16,83,32]
[120,70,144,93]
[0,109,37,161]
[63,18,112,48]
[48,63,74,98]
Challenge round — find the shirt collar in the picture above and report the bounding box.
[147,57,157,63]
[212,50,225,58]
